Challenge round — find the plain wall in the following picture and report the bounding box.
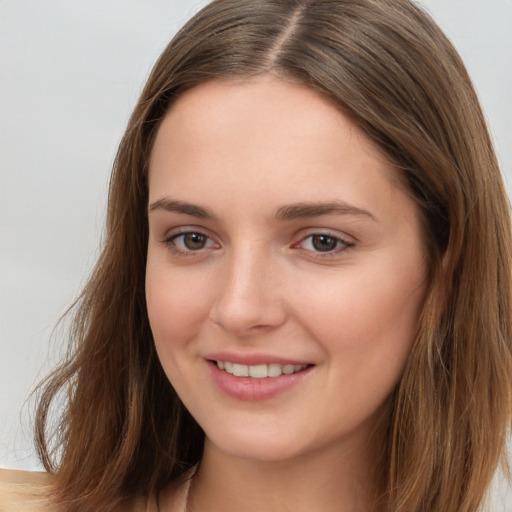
[1,0,511,508]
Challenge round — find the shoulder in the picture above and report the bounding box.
[0,469,157,512]
[0,468,57,512]
[0,468,158,512]
[158,466,196,512]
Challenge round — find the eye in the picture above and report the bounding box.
[164,231,219,255]
[297,233,353,254]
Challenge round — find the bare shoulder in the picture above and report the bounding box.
[158,467,196,512]
[0,469,157,512]
[0,468,57,512]
[0,469,52,485]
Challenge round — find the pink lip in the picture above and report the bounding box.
[205,351,309,366]
[206,359,313,402]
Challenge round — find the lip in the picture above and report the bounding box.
[205,351,310,366]
[206,357,314,401]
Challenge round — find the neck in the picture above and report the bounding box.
[188,427,387,512]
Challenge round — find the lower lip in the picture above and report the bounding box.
[207,361,313,401]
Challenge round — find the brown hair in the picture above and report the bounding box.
[35,1,512,510]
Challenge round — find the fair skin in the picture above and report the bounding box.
[146,76,427,512]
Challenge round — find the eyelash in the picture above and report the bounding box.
[162,231,354,258]
[294,233,354,258]
[163,231,219,257]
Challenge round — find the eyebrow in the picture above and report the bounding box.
[273,201,377,222]
[148,198,377,222]
[148,198,217,219]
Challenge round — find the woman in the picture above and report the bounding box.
[1,0,511,510]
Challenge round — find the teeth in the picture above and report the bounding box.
[215,361,307,379]
[232,363,249,377]
[267,363,282,377]
[249,364,267,378]
[282,364,295,375]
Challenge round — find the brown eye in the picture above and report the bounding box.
[296,232,353,256]
[165,231,218,254]
[311,234,340,252]
[183,233,208,250]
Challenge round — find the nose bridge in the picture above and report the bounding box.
[210,240,285,334]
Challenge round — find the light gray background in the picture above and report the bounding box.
[1,0,511,508]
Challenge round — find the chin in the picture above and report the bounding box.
[213,439,306,463]
[204,421,314,463]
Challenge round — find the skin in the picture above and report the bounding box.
[146,76,427,512]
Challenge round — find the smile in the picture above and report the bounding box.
[215,361,309,378]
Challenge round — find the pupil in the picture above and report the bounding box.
[312,235,337,252]
[184,233,206,250]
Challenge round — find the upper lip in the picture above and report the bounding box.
[205,351,312,366]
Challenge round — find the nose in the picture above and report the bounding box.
[209,246,287,336]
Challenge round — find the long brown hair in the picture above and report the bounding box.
[35,1,512,510]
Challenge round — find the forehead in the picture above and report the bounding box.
[148,76,414,223]
[150,77,394,178]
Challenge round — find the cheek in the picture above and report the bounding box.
[293,261,425,374]
[145,260,215,351]
[301,270,425,431]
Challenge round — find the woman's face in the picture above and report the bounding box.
[146,76,427,464]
